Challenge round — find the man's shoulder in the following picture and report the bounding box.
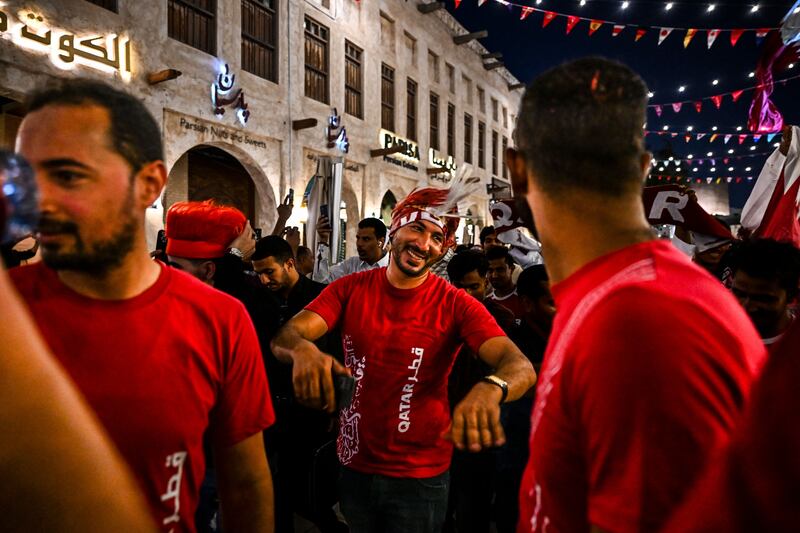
[8,262,49,291]
[166,266,252,319]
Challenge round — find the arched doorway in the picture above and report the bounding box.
[380,190,397,226]
[185,145,255,221]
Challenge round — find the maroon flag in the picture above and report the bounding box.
[542,11,556,28]
[520,6,534,20]
[565,15,580,34]
[612,24,625,37]
[642,185,734,238]
[731,89,744,102]
[694,101,703,113]
[672,102,682,113]
[730,29,744,46]
[711,94,723,109]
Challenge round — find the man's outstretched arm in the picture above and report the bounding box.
[271,310,350,413]
[446,336,536,452]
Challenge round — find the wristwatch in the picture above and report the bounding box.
[481,375,508,404]
[227,247,244,259]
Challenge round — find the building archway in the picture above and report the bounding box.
[379,190,398,227]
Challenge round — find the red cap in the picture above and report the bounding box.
[165,200,246,259]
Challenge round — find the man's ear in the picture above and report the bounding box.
[285,257,296,272]
[202,260,216,284]
[639,151,653,183]
[134,161,168,209]
[506,147,528,196]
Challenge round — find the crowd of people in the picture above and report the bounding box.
[1,56,799,533]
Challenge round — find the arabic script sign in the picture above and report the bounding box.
[326,108,349,153]
[428,148,457,183]
[0,10,132,81]
[211,63,249,126]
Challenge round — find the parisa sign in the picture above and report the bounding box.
[379,129,420,162]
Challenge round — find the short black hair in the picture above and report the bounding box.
[252,235,294,263]
[515,57,648,197]
[479,226,497,245]
[447,249,488,282]
[732,238,800,300]
[296,245,313,260]
[358,217,387,240]
[26,79,163,174]
[486,245,514,268]
[516,264,550,300]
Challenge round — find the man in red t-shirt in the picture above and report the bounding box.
[11,79,275,533]
[504,57,766,533]
[271,182,536,533]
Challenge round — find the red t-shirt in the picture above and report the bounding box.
[516,240,765,533]
[11,262,275,533]
[306,267,505,478]
[663,320,800,533]
[489,289,525,321]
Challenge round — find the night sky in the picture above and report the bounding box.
[446,0,800,210]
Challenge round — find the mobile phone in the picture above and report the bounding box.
[288,188,295,201]
[333,372,355,411]
[253,228,262,240]
[319,204,329,220]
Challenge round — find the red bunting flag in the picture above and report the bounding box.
[684,29,697,48]
[711,94,723,109]
[739,134,747,144]
[731,90,744,102]
[672,102,682,113]
[520,6,533,20]
[654,105,662,117]
[724,158,730,164]
[709,134,719,142]
[730,29,744,47]
[736,177,743,183]
[566,15,580,34]
[658,28,673,45]
[724,134,732,144]
[635,28,646,41]
[694,101,702,113]
[454,0,461,8]
[685,135,692,142]
[671,133,678,138]
[542,11,556,28]
[756,28,770,38]
[612,24,625,37]
[589,20,603,36]
[707,29,720,48]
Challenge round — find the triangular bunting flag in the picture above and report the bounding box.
[697,133,706,140]
[724,134,732,144]
[753,135,761,142]
[731,90,744,102]
[736,177,743,183]
[671,133,678,138]
[730,29,744,46]
[658,28,673,45]
[478,0,487,6]
[707,177,713,184]
[589,20,603,36]
[694,101,702,113]
[707,29,720,48]
[520,6,533,20]
[709,134,718,143]
[711,94,723,109]
[724,158,729,164]
[711,159,716,165]
[454,0,462,8]
[756,28,770,38]
[685,135,692,142]
[739,134,746,144]
[542,11,557,28]
[672,102,682,113]
[565,15,580,34]
[698,159,705,164]
[612,24,625,37]
[684,29,697,48]
[654,105,662,117]
[726,177,733,183]
[635,28,646,41]
[767,133,777,142]
[716,178,722,184]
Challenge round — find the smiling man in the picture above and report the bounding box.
[271,186,536,533]
[10,79,275,533]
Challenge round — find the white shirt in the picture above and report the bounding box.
[313,244,390,283]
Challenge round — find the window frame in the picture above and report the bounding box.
[429,91,440,152]
[464,113,473,164]
[344,40,364,119]
[407,78,417,141]
[381,63,396,132]
[168,0,217,55]
[304,16,330,104]
[241,0,278,82]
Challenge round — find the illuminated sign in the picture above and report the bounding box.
[0,10,131,81]
[428,148,457,183]
[211,63,250,126]
[379,129,420,162]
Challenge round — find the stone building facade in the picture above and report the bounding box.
[0,0,522,254]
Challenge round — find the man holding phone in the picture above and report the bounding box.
[271,186,536,533]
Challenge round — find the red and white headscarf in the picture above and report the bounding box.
[389,169,480,250]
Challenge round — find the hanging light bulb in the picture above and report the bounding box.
[712,126,718,131]
[728,166,734,171]
[707,3,716,12]
[687,154,694,159]
[736,126,743,131]
[693,167,698,171]
[621,1,630,9]
[707,151,713,156]
[710,167,716,171]
[687,126,694,131]
[748,72,755,78]
[789,64,795,69]
[745,166,752,171]
[648,91,654,98]
[750,145,756,151]
[728,149,734,154]
[663,125,670,131]
[750,4,760,13]
[678,85,686,92]
[659,166,665,171]
[580,0,587,6]
[665,2,673,10]
[712,79,719,85]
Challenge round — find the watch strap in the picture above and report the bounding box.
[481,374,508,404]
